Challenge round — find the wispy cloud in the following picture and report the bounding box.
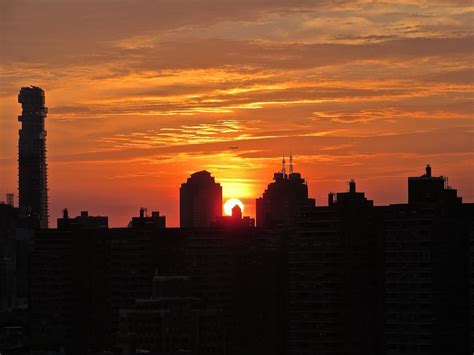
[1,0,472,226]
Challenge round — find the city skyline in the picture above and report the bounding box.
[1,2,473,354]
[2,102,473,227]
[1,1,473,227]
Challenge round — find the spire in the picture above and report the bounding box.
[281,154,286,176]
[289,152,294,175]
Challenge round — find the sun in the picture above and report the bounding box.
[224,198,244,216]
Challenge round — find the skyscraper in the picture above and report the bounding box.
[180,170,222,228]
[256,155,315,228]
[18,86,48,228]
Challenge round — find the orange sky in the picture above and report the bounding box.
[1,0,473,226]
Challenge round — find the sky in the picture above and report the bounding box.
[0,0,473,227]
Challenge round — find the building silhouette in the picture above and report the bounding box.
[0,200,36,354]
[289,180,380,354]
[128,207,166,229]
[18,86,49,228]
[29,224,280,355]
[8,158,473,355]
[287,166,473,355]
[4,84,474,354]
[180,170,222,228]
[256,155,315,227]
[381,165,471,355]
[408,164,461,206]
[57,209,109,229]
[0,204,18,312]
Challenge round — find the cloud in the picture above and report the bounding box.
[1,0,473,225]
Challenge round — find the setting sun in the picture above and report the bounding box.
[224,198,244,216]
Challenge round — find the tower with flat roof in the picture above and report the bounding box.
[408,164,461,206]
[18,86,48,228]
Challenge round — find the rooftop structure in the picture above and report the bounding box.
[57,209,108,229]
[408,164,461,206]
[128,208,166,229]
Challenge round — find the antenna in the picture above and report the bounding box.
[289,152,293,174]
[281,154,286,176]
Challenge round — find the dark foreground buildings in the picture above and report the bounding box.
[29,224,280,355]
[2,118,474,355]
[288,180,380,355]
[0,88,48,353]
[0,199,35,353]
[381,166,472,355]
[287,165,473,355]
[18,86,49,229]
[118,274,225,354]
[22,164,474,355]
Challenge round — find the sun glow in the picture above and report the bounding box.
[224,198,244,216]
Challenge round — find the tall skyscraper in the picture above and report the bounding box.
[18,86,48,228]
[256,155,315,228]
[180,170,222,228]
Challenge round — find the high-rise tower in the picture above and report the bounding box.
[256,156,315,228]
[180,170,222,228]
[18,86,49,228]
